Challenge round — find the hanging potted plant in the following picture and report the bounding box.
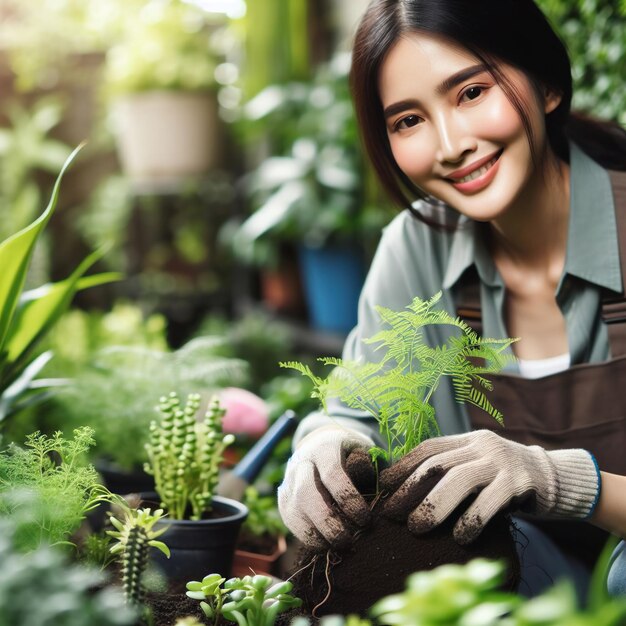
[281,292,521,616]
[228,52,393,332]
[141,391,248,587]
[104,0,226,187]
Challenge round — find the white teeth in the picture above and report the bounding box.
[456,156,498,183]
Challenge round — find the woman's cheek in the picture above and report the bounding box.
[390,136,434,183]
[478,96,526,141]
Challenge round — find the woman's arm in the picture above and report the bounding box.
[590,472,626,539]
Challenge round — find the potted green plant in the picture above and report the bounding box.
[232,486,288,578]
[229,52,393,332]
[35,335,248,495]
[142,391,248,586]
[281,292,520,616]
[104,0,226,187]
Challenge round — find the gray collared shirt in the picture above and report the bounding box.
[332,143,620,438]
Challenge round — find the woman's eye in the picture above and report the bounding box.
[394,114,422,131]
[461,86,484,102]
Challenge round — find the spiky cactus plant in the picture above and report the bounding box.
[144,392,234,520]
[107,506,170,621]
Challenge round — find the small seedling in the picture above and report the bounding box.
[186,573,302,626]
[282,292,517,464]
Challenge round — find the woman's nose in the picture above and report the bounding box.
[433,112,477,164]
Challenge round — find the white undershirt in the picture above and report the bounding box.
[517,352,571,379]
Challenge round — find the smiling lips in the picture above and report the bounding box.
[445,149,503,193]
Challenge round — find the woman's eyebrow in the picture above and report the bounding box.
[383,64,488,120]
[435,64,488,96]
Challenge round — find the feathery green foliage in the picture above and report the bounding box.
[107,505,169,622]
[0,426,113,551]
[144,392,234,520]
[282,293,517,463]
[34,336,247,471]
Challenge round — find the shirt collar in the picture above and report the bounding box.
[442,143,620,293]
[564,143,620,293]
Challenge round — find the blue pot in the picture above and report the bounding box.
[298,244,366,334]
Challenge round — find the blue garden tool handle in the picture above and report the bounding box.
[232,409,298,483]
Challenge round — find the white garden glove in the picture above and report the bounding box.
[277,425,375,550]
[380,430,601,545]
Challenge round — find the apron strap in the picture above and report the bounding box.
[456,169,626,356]
[602,170,626,357]
[455,267,483,334]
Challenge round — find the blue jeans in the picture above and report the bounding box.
[512,517,590,602]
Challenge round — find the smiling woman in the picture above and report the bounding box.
[378,35,546,222]
[277,0,626,607]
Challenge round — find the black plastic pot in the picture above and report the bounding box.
[142,493,248,585]
[95,458,155,495]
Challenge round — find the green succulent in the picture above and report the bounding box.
[107,505,170,625]
[144,392,234,520]
[187,573,302,626]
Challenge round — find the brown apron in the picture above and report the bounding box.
[456,169,626,567]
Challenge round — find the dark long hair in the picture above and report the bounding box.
[349,0,626,213]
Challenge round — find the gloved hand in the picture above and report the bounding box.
[277,426,375,550]
[380,430,601,544]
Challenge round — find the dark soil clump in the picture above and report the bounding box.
[148,590,207,626]
[288,449,520,617]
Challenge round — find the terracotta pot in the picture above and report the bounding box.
[232,534,287,577]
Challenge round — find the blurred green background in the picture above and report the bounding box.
[0,0,624,466]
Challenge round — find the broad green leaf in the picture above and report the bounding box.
[3,248,121,377]
[0,351,54,422]
[0,143,83,355]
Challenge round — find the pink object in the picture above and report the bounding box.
[219,388,270,437]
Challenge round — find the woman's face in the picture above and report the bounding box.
[379,33,557,221]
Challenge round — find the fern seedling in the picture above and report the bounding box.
[281,292,517,464]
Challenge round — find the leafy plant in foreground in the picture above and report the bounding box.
[0,517,137,626]
[107,505,170,623]
[289,544,626,625]
[282,292,517,464]
[144,392,234,520]
[0,426,112,551]
[186,573,302,626]
[0,144,120,427]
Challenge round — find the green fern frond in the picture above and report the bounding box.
[283,292,517,462]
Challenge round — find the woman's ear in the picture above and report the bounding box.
[544,87,562,114]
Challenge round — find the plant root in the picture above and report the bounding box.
[286,553,319,584]
[312,549,342,618]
